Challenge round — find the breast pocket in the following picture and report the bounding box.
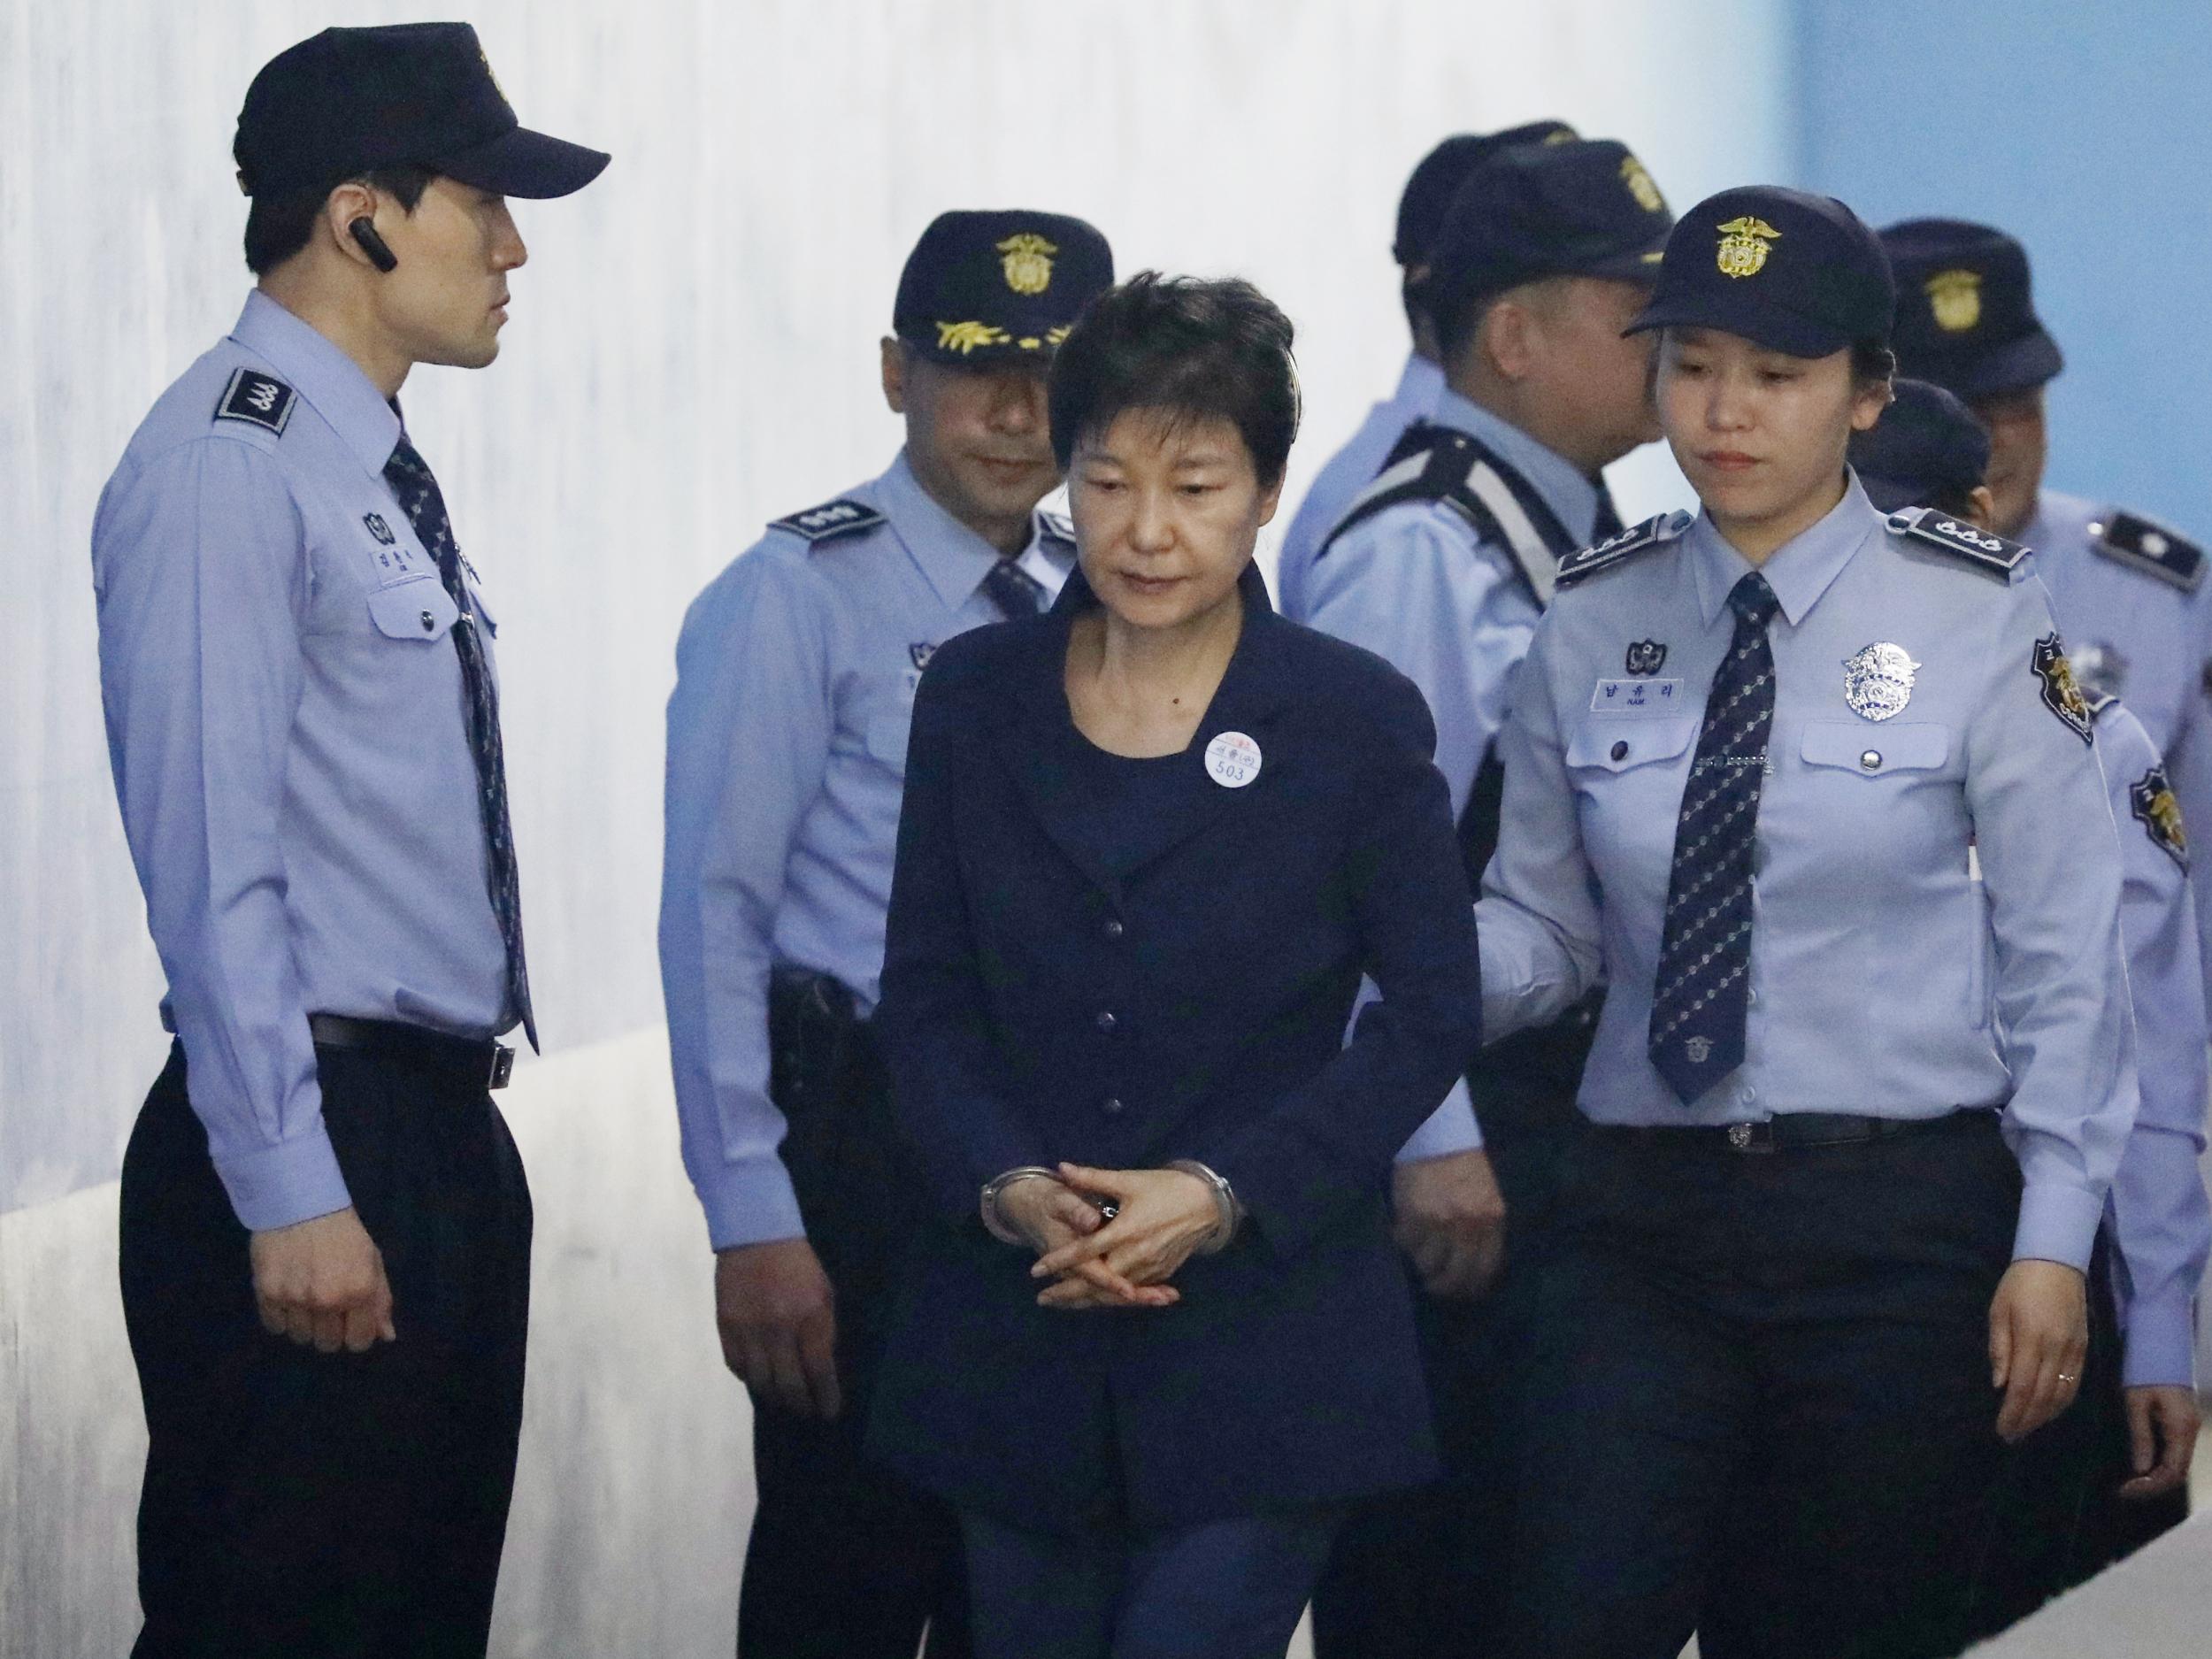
[366,574,459,644]
[1565,715,1701,907]
[1565,714,1702,776]
[1798,720,1949,779]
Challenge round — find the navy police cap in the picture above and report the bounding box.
[1849,379,1992,514]
[1881,219,2064,402]
[1629,185,1894,357]
[894,210,1114,368]
[235,24,609,199]
[1393,119,1579,267]
[1425,138,1672,317]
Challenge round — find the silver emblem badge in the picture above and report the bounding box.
[1684,1036,1713,1064]
[1841,642,1921,722]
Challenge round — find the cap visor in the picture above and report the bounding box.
[437,127,610,199]
[1946,329,2064,402]
[1624,292,1849,357]
[1582,240,1670,283]
[895,326,1059,371]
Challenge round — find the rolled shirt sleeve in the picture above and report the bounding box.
[93,438,350,1231]
[660,549,837,1250]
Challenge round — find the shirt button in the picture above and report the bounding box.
[1102,1096,1125,1117]
[1747,987,1758,1007]
[1860,750,1881,771]
[1740,1086,1757,1105]
[1610,740,1630,762]
[1096,1010,1118,1033]
[1103,918,1125,940]
[419,610,436,633]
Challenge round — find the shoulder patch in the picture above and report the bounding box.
[1555,511,1693,588]
[768,497,887,546]
[212,367,296,435]
[2091,509,2204,593]
[2130,764,2190,870]
[2031,634,2096,746]
[1884,507,2026,579]
[1033,506,1076,548]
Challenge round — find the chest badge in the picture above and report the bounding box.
[363,512,396,545]
[1624,640,1668,676]
[2031,634,2095,746]
[1841,642,1920,722]
[1204,731,1262,789]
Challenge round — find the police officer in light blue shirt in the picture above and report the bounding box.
[92,25,605,1655]
[1845,380,2208,1611]
[1297,135,1673,1659]
[659,209,1111,1659]
[1481,187,2137,1659]
[1276,119,1576,618]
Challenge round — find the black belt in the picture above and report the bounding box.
[308,1013,515,1090]
[1594,1109,1996,1156]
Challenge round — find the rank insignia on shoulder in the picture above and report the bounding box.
[2090,510,2205,592]
[2031,633,2095,746]
[769,498,887,545]
[2131,764,2189,869]
[1033,507,1076,548]
[213,367,296,435]
[1884,507,2026,578]
[1555,511,1692,588]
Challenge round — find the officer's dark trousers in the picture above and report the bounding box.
[738,973,969,1659]
[1309,1030,1584,1659]
[1504,1113,2020,1659]
[120,1039,532,1659]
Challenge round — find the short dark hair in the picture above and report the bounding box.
[1851,338,1898,392]
[1048,272,1300,488]
[243,165,435,276]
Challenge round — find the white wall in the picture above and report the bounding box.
[0,3,1787,1651]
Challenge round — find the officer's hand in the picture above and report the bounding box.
[1988,1258,2088,1442]
[2118,1385,2200,1500]
[1392,1148,1508,1299]
[249,1206,396,1355]
[715,1239,841,1421]
[1033,1163,1219,1306]
[999,1178,1171,1312]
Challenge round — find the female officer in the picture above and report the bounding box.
[866,273,1483,1658]
[1476,188,2138,1659]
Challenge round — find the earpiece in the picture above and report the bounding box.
[349,217,399,273]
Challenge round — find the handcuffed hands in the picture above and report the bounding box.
[1025,1163,1223,1312]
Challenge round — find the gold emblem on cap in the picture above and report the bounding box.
[935,321,1010,356]
[478,46,506,102]
[996,234,1058,296]
[1621,156,1665,214]
[1715,216,1781,279]
[1925,268,1982,334]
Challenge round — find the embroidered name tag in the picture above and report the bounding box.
[1590,677,1686,714]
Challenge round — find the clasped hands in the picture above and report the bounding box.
[1008,1163,1224,1311]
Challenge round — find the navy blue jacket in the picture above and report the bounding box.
[867,562,1483,1532]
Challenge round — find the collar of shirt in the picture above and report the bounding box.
[1430,385,1602,545]
[231,291,402,480]
[876,449,1033,611]
[1686,472,1879,630]
[1394,351,1447,412]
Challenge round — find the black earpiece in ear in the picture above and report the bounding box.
[349,218,398,273]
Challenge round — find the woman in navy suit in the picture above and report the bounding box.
[867,273,1485,1658]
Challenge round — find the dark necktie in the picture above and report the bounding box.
[1648,571,1779,1103]
[1591,481,1625,543]
[383,435,537,1051]
[982,557,1047,618]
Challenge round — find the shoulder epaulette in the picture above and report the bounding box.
[768,497,887,546]
[1033,506,1075,549]
[1555,511,1692,588]
[212,366,297,436]
[1317,421,1581,603]
[2091,509,2204,593]
[1883,506,2027,580]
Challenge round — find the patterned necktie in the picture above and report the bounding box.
[383,435,537,1051]
[1591,482,1625,543]
[1648,571,1780,1103]
[982,557,1047,619]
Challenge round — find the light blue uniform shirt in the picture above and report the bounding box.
[92,291,512,1233]
[2091,701,2210,1386]
[1477,480,2139,1271]
[1276,351,1443,618]
[660,454,1075,1250]
[2024,487,2212,1009]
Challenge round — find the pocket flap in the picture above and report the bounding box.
[1566,715,1701,772]
[1800,720,1949,775]
[367,577,458,642]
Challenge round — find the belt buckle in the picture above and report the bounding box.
[488,1045,515,1090]
[1725,1121,1773,1155]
